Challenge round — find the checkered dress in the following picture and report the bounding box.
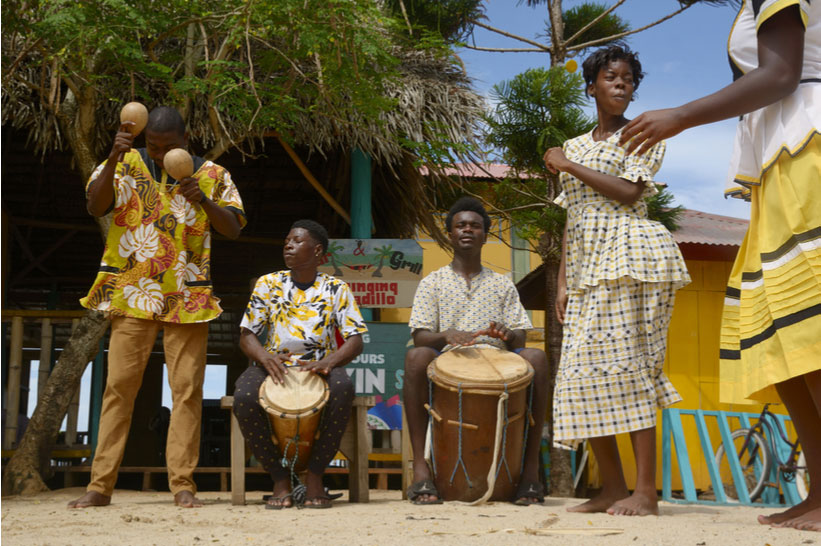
[552,129,690,448]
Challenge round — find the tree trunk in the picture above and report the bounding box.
[541,257,574,497]
[548,0,566,65]
[2,85,113,495]
[3,310,110,495]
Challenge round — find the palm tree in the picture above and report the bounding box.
[371,244,394,277]
[325,241,345,276]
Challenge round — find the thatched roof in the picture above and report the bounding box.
[3,44,483,246]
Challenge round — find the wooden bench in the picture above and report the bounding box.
[220,395,375,505]
[53,465,236,491]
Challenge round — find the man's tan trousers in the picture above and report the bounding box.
[87,316,208,496]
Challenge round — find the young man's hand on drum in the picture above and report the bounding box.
[443,329,477,347]
[300,358,334,376]
[473,321,513,342]
[259,351,293,384]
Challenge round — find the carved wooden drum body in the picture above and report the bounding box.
[259,369,329,472]
[427,347,534,502]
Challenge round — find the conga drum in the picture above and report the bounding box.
[259,367,329,472]
[426,347,534,502]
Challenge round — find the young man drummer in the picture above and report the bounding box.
[403,197,549,505]
[233,220,368,509]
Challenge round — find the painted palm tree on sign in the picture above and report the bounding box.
[325,241,345,276]
[371,244,394,277]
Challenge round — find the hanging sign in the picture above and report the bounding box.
[318,239,423,308]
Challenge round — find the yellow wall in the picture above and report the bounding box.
[607,259,790,491]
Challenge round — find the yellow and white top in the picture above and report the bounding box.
[241,271,368,361]
[555,130,690,291]
[725,0,820,198]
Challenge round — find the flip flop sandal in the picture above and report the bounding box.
[265,493,293,510]
[513,481,545,506]
[407,479,444,505]
[303,494,333,509]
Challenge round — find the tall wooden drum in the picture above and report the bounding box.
[259,369,329,472]
[427,347,534,502]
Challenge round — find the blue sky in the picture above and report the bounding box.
[460,0,750,220]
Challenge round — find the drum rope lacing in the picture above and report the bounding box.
[493,384,513,484]
[448,382,472,487]
[266,412,307,506]
[428,378,437,476]
[520,381,535,471]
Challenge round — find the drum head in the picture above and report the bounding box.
[428,347,532,392]
[259,370,329,417]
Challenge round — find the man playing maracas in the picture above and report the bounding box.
[69,106,245,509]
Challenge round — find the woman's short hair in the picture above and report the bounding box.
[291,219,329,253]
[582,45,644,97]
[445,196,492,234]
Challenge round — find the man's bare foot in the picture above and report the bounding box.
[758,497,821,526]
[776,506,821,532]
[174,490,203,508]
[67,491,110,509]
[567,489,629,513]
[606,491,658,516]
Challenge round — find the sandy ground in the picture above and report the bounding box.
[1,488,818,546]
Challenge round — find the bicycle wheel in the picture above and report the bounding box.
[796,451,809,501]
[714,428,772,502]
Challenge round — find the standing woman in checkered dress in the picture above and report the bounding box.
[543,45,690,516]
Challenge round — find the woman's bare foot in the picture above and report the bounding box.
[776,506,821,532]
[567,489,629,513]
[173,490,203,508]
[607,490,658,516]
[758,497,821,526]
[67,491,111,509]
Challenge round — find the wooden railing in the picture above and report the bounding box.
[2,310,87,451]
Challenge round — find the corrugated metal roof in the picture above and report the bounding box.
[673,209,748,246]
[424,163,749,247]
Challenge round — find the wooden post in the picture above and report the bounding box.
[221,396,246,506]
[350,148,373,321]
[38,318,53,401]
[347,396,372,502]
[401,404,412,499]
[4,316,24,449]
[64,319,81,445]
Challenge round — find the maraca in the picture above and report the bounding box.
[163,148,194,181]
[119,102,148,136]
[117,102,148,161]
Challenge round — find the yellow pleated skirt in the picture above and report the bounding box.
[719,133,821,404]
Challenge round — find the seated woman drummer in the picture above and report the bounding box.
[233,219,368,509]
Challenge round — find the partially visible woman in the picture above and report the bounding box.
[621,0,820,532]
[233,219,367,509]
[544,45,690,517]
